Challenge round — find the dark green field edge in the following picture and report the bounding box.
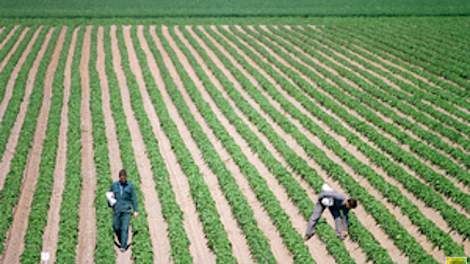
[264,26,470,214]
[335,23,470,92]
[114,25,238,263]
[0,27,39,159]
[286,27,470,180]
[250,26,470,240]
[89,26,116,263]
[55,27,84,263]
[199,25,437,262]
[20,27,72,263]
[175,26,359,263]
[103,25,155,263]
[138,26,276,262]
[0,26,56,255]
[118,26,195,263]
[221,25,464,255]
[298,28,470,145]
[328,24,469,100]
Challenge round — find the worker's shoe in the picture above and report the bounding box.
[304,233,314,241]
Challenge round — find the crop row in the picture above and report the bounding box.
[265,26,470,214]
[368,21,470,80]
[254,26,470,239]
[0,26,55,254]
[306,26,470,168]
[329,24,469,99]
[103,25,155,262]
[0,27,37,162]
[203,25,438,262]
[176,25,359,263]
[89,26,116,263]
[20,27,72,263]
[140,26,277,262]
[297,27,470,148]
[224,25,465,255]
[289,27,470,181]
[54,27,84,263]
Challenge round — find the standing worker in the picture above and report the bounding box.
[107,169,139,252]
[304,183,357,241]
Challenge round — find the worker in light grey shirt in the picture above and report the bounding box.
[304,187,358,241]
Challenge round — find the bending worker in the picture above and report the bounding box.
[107,169,139,252]
[304,184,357,241]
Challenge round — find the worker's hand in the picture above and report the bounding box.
[341,230,349,239]
[134,212,139,218]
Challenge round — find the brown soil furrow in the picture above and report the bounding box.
[109,25,173,263]
[262,26,470,217]
[0,27,40,122]
[0,26,49,190]
[0,27,44,191]
[207,25,405,263]
[180,26,294,263]
[236,24,448,261]
[157,25,254,263]
[280,26,469,183]
[41,27,79,264]
[0,26,21,49]
[129,24,214,263]
[0,27,64,264]
[0,26,24,73]
[346,42,470,116]
[96,26,133,263]
[76,26,97,264]
[299,27,470,142]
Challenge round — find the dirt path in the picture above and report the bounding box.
[153,25,255,263]
[110,25,173,263]
[41,27,79,264]
[261,26,470,219]
[76,26,97,264]
[0,27,64,264]
[170,25,337,263]
[0,27,43,191]
[96,26,134,263]
[124,24,214,263]
[0,26,25,73]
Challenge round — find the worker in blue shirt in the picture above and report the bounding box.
[108,169,139,252]
[304,189,358,241]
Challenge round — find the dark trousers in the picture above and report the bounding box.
[113,211,131,248]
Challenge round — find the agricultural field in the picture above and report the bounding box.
[0,16,469,264]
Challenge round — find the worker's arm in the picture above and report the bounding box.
[329,207,345,240]
[341,207,350,233]
[131,184,138,213]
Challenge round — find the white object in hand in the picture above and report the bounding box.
[321,197,334,207]
[106,191,117,207]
